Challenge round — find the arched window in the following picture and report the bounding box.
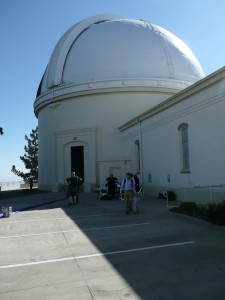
[178,123,190,172]
[135,139,140,174]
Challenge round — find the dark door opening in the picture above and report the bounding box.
[71,146,84,181]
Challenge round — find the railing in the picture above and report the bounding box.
[0,181,24,191]
[173,184,225,205]
[0,181,24,185]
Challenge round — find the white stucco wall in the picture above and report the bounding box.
[120,68,225,203]
[36,88,175,191]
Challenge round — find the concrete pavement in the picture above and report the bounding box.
[0,190,225,299]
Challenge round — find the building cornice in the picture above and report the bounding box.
[119,66,225,131]
[34,78,190,116]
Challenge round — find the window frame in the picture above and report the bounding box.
[178,123,190,173]
[135,139,141,174]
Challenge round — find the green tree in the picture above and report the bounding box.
[0,127,3,135]
[11,126,38,182]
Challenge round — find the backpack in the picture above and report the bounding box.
[100,194,113,200]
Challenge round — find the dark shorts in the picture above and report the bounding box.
[67,186,79,197]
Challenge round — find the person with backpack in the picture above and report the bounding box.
[66,171,83,205]
[120,172,136,214]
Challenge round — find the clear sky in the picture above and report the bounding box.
[1,0,225,182]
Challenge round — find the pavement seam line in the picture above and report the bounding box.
[53,212,95,300]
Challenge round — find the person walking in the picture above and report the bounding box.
[66,171,83,205]
[133,173,140,192]
[120,172,136,214]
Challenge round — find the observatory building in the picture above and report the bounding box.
[34,14,225,203]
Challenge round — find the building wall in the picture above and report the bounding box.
[37,88,174,191]
[120,70,225,203]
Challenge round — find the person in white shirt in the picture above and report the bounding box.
[120,172,136,214]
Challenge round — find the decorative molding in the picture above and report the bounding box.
[34,79,182,116]
[119,67,225,132]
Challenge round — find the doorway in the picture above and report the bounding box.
[71,146,84,181]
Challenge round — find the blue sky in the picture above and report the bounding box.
[1,0,225,182]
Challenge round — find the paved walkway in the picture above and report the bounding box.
[0,191,225,299]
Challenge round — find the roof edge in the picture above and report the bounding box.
[119,65,225,131]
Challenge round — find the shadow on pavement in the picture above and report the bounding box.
[1,190,225,299]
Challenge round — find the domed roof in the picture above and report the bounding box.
[36,14,204,98]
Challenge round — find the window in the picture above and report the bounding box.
[178,123,190,172]
[135,139,140,174]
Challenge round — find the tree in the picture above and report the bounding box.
[11,126,38,182]
[0,127,3,135]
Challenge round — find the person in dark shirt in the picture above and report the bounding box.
[106,174,117,199]
[66,171,83,205]
[133,174,140,192]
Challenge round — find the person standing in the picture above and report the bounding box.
[106,174,117,199]
[133,173,140,192]
[120,172,136,214]
[66,171,83,205]
[29,177,33,192]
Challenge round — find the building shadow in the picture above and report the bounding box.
[0,189,216,299]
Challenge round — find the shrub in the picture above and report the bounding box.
[206,201,225,225]
[170,200,225,225]
[170,202,198,216]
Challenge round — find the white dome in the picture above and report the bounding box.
[36,14,204,98]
